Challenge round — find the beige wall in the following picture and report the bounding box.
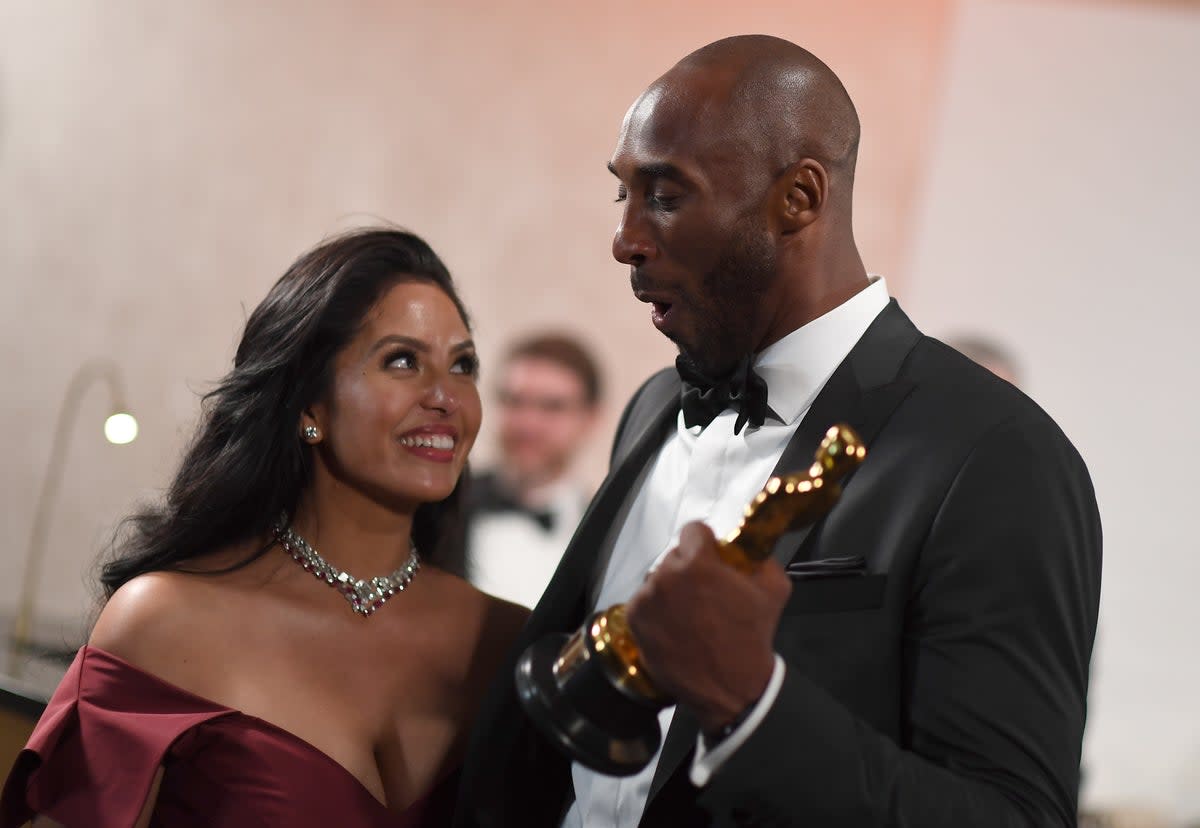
[907,0,1200,819]
[0,0,952,618]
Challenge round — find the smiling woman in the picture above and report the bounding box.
[0,229,529,828]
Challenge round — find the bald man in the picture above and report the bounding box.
[455,36,1100,827]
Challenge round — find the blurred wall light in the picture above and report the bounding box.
[7,359,138,678]
[103,412,138,445]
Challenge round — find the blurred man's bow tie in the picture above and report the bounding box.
[478,493,555,532]
[514,506,555,532]
[676,354,781,435]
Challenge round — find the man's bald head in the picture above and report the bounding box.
[655,35,861,182]
[609,36,870,372]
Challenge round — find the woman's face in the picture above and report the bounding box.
[307,280,481,510]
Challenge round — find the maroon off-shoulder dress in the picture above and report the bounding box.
[1,647,457,827]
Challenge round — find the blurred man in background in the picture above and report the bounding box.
[947,334,1021,386]
[460,333,602,607]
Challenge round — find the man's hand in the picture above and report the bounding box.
[624,521,792,735]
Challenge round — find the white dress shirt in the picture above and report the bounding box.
[467,479,588,608]
[562,277,890,828]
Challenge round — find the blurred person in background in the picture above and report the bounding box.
[946,334,1021,386]
[1,229,527,827]
[456,334,602,608]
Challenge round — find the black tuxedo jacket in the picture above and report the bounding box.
[454,301,1101,827]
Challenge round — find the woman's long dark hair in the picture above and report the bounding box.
[99,228,472,598]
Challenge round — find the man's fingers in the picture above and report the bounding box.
[678,521,718,552]
[757,557,793,604]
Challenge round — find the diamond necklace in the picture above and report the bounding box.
[273,516,420,618]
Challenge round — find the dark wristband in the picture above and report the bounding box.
[701,699,757,750]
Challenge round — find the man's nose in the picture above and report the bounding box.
[612,209,656,266]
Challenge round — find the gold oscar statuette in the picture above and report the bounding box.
[514,423,866,776]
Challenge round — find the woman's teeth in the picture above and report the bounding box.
[400,434,455,450]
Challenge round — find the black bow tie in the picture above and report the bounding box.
[676,354,781,435]
[513,506,556,532]
[474,487,556,532]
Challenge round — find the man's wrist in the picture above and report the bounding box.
[694,653,775,737]
[701,698,758,748]
[690,655,788,787]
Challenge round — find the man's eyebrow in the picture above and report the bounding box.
[607,161,689,183]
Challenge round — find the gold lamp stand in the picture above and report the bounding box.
[8,359,138,678]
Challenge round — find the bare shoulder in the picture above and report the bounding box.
[429,567,528,634]
[91,571,195,654]
[445,576,529,724]
[478,592,531,653]
[89,570,228,684]
[419,568,529,678]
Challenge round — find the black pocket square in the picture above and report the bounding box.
[785,555,867,579]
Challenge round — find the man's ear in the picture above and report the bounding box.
[777,159,828,235]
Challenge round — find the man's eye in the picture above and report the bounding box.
[385,350,416,370]
[451,354,480,377]
[650,192,680,209]
[614,186,628,203]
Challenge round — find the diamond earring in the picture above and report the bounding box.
[302,425,320,442]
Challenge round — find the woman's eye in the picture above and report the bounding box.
[385,350,417,370]
[451,354,480,377]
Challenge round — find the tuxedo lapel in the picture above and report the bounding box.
[641,302,922,818]
[765,300,920,567]
[580,390,680,610]
[528,373,681,640]
[774,300,920,477]
[455,374,682,828]
[644,706,701,819]
[646,707,699,806]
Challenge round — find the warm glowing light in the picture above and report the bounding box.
[104,412,138,444]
